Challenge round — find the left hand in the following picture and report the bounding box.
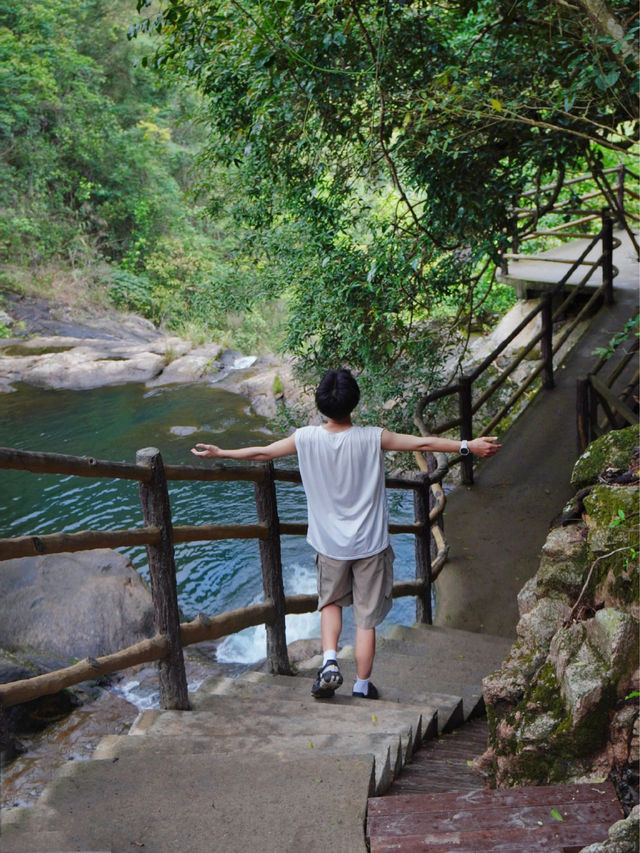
[469,436,502,457]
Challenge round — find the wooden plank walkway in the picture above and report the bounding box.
[367,779,623,852]
[384,716,489,796]
[368,719,625,851]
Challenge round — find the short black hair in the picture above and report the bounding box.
[315,368,360,419]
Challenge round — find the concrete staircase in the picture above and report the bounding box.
[0,624,511,853]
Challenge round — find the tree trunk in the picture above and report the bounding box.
[566,0,638,71]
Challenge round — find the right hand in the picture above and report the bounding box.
[190,443,222,459]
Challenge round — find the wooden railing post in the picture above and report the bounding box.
[136,447,189,710]
[255,461,291,674]
[414,472,432,625]
[541,292,555,390]
[601,209,614,305]
[616,164,625,223]
[576,378,591,455]
[459,375,474,486]
[0,701,9,758]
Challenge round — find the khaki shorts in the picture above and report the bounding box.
[315,545,394,630]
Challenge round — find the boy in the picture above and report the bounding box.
[191,368,500,699]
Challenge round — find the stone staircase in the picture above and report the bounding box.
[0,624,511,852]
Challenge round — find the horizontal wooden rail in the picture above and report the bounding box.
[0,524,273,561]
[0,577,429,709]
[505,254,599,266]
[0,518,426,561]
[173,523,269,543]
[0,527,162,560]
[590,375,638,427]
[164,463,264,484]
[0,603,277,708]
[0,451,430,495]
[0,447,151,482]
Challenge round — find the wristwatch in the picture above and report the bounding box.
[459,439,470,456]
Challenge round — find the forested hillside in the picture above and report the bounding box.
[1,0,637,427]
[0,0,277,351]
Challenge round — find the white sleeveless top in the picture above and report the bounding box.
[294,425,389,560]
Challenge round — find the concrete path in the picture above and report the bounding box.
[501,227,639,293]
[0,625,510,853]
[434,230,638,637]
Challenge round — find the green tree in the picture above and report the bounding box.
[0,0,200,266]
[132,0,638,416]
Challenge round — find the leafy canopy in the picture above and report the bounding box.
[133,0,638,416]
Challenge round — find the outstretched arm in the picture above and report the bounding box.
[381,430,501,458]
[191,435,297,462]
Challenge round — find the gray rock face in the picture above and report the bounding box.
[571,427,639,490]
[480,429,639,790]
[578,804,639,853]
[0,550,155,660]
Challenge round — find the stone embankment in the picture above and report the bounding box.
[475,427,639,839]
[0,293,302,418]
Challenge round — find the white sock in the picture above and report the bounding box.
[353,678,369,695]
[323,649,338,666]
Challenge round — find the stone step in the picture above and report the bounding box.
[234,669,464,733]
[94,730,401,795]
[129,696,428,761]
[385,622,513,648]
[380,624,513,664]
[1,752,373,853]
[296,650,483,724]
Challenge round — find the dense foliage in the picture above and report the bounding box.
[0,0,282,348]
[1,1,637,423]
[130,0,638,413]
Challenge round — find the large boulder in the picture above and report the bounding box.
[0,550,155,660]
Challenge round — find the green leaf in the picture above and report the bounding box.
[550,808,564,822]
[490,98,503,112]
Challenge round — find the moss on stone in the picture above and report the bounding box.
[606,562,639,610]
[583,485,639,555]
[519,660,567,722]
[571,426,638,490]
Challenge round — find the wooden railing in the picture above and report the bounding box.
[0,445,448,713]
[576,319,640,454]
[506,164,639,263]
[416,211,619,485]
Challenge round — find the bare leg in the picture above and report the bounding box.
[355,626,375,680]
[321,603,342,652]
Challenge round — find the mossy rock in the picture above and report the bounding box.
[583,484,639,555]
[571,426,638,490]
[586,608,639,690]
[536,526,591,599]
